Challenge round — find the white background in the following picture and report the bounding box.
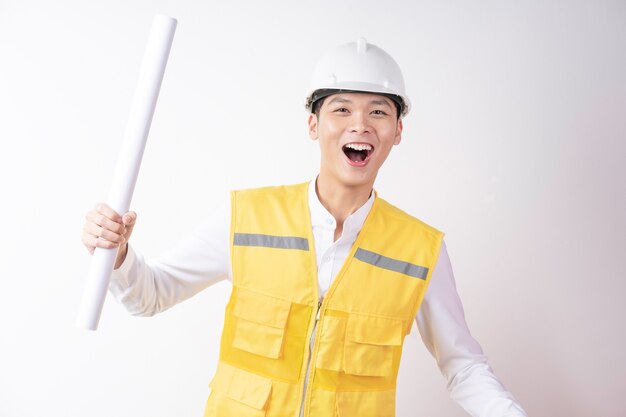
[1,0,625,416]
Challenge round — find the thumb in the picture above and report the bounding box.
[122,211,137,226]
[120,211,137,243]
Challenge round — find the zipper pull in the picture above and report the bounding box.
[316,300,322,321]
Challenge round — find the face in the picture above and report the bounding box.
[308,92,403,189]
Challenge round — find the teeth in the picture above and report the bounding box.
[345,143,372,151]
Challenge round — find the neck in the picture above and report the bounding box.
[315,173,373,228]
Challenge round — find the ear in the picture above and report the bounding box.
[393,119,403,145]
[308,114,319,140]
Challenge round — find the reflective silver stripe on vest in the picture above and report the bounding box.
[354,248,429,279]
[234,233,309,251]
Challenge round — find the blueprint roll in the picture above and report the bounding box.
[77,15,177,330]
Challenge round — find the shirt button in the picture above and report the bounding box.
[326,218,334,225]
[322,256,331,262]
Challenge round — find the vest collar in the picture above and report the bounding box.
[308,178,375,239]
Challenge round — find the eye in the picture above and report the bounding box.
[334,107,349,113]
[371,109,388,116]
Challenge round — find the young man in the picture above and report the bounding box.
[82,39,527,417]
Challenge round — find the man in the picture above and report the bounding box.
[82,39,527,417]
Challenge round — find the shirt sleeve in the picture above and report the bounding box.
[108,200,231,317]
[415,240,527,417]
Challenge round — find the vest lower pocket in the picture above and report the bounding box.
[232,288,291,359]
[335,389,396,417]
[205,363,272,417]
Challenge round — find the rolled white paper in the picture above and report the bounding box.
[77,15,177,330]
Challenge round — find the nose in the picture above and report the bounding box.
[348,111,371,135]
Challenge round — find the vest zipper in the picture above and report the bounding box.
[299,299,322,417]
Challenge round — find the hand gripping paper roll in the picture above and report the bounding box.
[76,15,177,330]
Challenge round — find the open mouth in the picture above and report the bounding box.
[342,143,374,165]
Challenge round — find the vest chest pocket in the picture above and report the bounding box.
[232,289,291,359]
[343,315,404,377]
[206,363,272,417]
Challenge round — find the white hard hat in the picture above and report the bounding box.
[305,38,411,118]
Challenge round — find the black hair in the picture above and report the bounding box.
[311,90,403,120]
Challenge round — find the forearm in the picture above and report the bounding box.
[114,243,128,269]
[109,203,231,316]
[109,244,163,316]
[446,359,527,417]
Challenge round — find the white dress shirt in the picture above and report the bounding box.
[110,180,527,417]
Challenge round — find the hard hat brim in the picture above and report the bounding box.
[305,88,409,118]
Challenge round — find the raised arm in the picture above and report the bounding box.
[81,200,231,317]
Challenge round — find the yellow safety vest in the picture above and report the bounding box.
[204,182,444,417]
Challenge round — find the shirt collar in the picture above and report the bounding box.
[308,178,376,237]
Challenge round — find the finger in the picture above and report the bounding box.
[84,221,125,244]
[93,203,123,223]
[86,210,126,235]
[82,231,120,251]
[81,232,96,254]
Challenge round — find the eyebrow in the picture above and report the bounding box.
[369,99,392,108]
[327,96,393,108]
[327,97,351,105]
